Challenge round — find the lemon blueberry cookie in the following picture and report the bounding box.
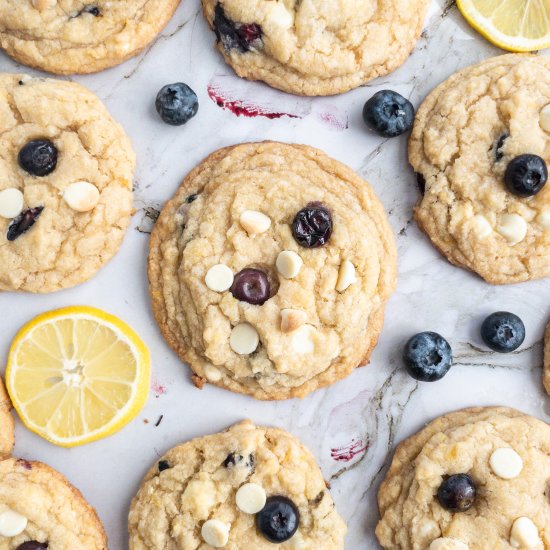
[0,378,14,459]
[376,407,550,549]
[201,0,432,96]
[128,420,346,549]
[0,0,181,75]
[0,74,135,293]
[410,54,550,284]
[148,141,397,400]
[0,458,107,549]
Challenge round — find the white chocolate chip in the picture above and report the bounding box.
[536,210,550,231]
[235,483,267,514]
[0,509,28,537]
[276,250,303,279]
[335,260,357,292]
[510,517,541,548]
[205,264,234,292]
[540,104,550,133]
[32,0,57,9]
[429,538,469,550]
[230,323,259,355]
[266,2,294,28]
[497,214,527,245]
[280,309,307,333]
[470,214,493,238]
[490,448,523,480]
[0,188,24,219]
[291,325,315,354]
[204,365,222,382]
[239,210,271,236]
[63,182,100,213]
[201,519,230,548]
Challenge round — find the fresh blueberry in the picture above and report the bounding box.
[16,542,48,550]
[403,332,452,382]
[7,207,44,241]
[504,154,547,197]
[155,83,199,126]
[18,140,58,176]
[292,202,333,248]
[158,460,171,472]
[437,474,476,512]
[256,496,299,543]
[494,133,508,161]
[231,268,270,305]
[481,311,525,353]
[213,4,262,52]
[362,90,414,138]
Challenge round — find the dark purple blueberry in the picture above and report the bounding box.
[504,154,548,197]
[494,133,508,161]
[292,203,333,248]
[16,542,48,550]
[158,460,171,472]
[481,311,525,353]
[18,140,57,176]
[82,5,100,15]
[17,459,32,470]
[213,4,262,52]
[256,496,299,543]
[155,83,199,126]
[186,193,198,203]
[223,453,243,468]
[7,207,44,241]
[362,90,414,138]
[437,474,476,512]
[403,332,452,382]
[416,173,426,194]
[231,268,270,305]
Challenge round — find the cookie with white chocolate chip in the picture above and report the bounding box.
[376,407,550,549]
[0,458,107,549]
[0,74,135,293]
[148,141,397,400]
[0,377,14,459]
[410,54,550,284]
[0,0,181,75]
[128,420,347,549]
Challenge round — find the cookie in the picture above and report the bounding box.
[128,420,346,549]
[410,54,550,284]
[0,74,135,293]
[0,377,14,459]
[544,320,550,396]
[0,458,107,549]
[148,141,397,400]
[376,407,550,549]
[0,0,181,75]
[201,0,431,96]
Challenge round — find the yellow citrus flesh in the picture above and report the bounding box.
[6,306,150,447]
[457,0,550,52]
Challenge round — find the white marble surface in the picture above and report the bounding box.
[1,0,549,548]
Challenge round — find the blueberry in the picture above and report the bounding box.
[155,83,198,126]
[403,332,452,382]
[231,268,270,305]
[7,207,44,241]
[213,4,262,52]
[292,202,333,248]
[494,133,508,161]
[437,474,476,512]
[16,542,48,550]
[18,140,58,176]
[158,460,171,472]
[504,154,548,197]
[481,311,525,353]
[362,90,414,138]
[256,496,299,543]
[223,452,254,468]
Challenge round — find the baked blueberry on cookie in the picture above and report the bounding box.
[0,458,107,549]
[148,141,396,400]
[410,54,550,284]
[201,0,431,96]
[0,74,135,293]
[0,0,181,75]
[128,420,346,548]
[0,377,14,459]
[376,407,550,549]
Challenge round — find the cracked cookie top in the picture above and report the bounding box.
[128,420,347,549]
[148,142,396,400]
[0,378,14,459]
[0,74,135,293]
[376,407,550,550]
[0,458,107,549]
[411,54,550,284]
[0,0,181,75]
[201,0,431,96]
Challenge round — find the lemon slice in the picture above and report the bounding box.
[457,0,550,52]
[6,306,150,447]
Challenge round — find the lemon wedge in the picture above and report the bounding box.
[457,0,550,52]
[6,306,150,447]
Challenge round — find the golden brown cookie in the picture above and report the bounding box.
[0,377,14,459]
[148,141,397,400]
